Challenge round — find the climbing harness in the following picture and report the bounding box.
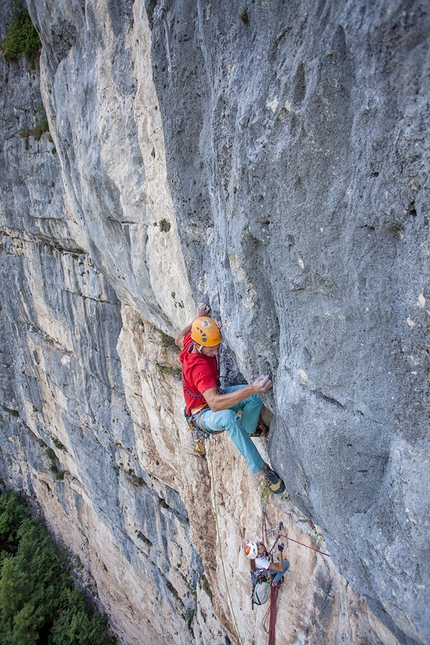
[208,441,244,645]
[157,2,176,72]
[184,407,226,455]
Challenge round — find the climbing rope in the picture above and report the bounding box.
[278,533,330,557]
[260,518,283,641]
[261,600,271,635]
[263,508,330,558]
[260,578,280,642]
[268,583,280,645]
[208,441,244,645]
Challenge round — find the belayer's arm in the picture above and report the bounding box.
[268,550,284,572]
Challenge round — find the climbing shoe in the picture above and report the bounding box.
[263,465,285,495]
[250,425,268,438]
[250,418,270,438]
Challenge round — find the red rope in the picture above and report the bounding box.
[262,508,330,558]
[268,583,279,645]
[278,533,330,558]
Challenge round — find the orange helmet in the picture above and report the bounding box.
[191,317,222,347]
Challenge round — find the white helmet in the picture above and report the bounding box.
[245,541,259,559]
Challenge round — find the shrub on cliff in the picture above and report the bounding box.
[0,3,41,64]
[0,490,115,645]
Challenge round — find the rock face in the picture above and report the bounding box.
[0,1,428,644]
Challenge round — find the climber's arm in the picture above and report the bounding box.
[268,551,284,572]
[175,304,211,349]
[203,376,272,412]
[175,323,192,349]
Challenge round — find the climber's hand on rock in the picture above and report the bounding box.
[197,303,211,317]
[252,375,272,393]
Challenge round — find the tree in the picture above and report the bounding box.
[0,491,115,644]
[0,3,41,64]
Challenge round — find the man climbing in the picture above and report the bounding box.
[245,540,289,587]
[175,304,285,495]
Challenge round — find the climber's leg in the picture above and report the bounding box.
[270,560,290,585]
[222,385,263,434]
[199,407,265,475]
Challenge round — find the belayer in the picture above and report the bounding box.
[175,304,285,494]
[245,539,289,587]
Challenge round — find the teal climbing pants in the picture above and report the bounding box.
[197,385,265,475]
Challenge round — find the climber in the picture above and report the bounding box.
[245,540,289,587]
[175,304,285,494]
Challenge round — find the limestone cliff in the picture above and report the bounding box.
[0,1,429,644]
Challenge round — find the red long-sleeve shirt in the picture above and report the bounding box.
[179,333,218,414]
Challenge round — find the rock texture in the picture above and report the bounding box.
[0,0,429,644]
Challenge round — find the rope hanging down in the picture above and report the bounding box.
[260,582,281,644]
[268,583,280,645]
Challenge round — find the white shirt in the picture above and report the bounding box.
[255,555,271,571]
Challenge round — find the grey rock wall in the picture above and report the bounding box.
[0,8,206,642]
[0,0,429,644]
[148,1,430,643]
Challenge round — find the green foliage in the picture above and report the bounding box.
[19,118,49,141]
[156,362,181,377]
[239,8,249,24]
[200,574,212,600]
[44,447,56,461]
[0,491,115,645]
[0,492,28,555]
[310,520,324,543]
[0,4,41,64]
[158,218,171,233]
[1,406,20,418]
